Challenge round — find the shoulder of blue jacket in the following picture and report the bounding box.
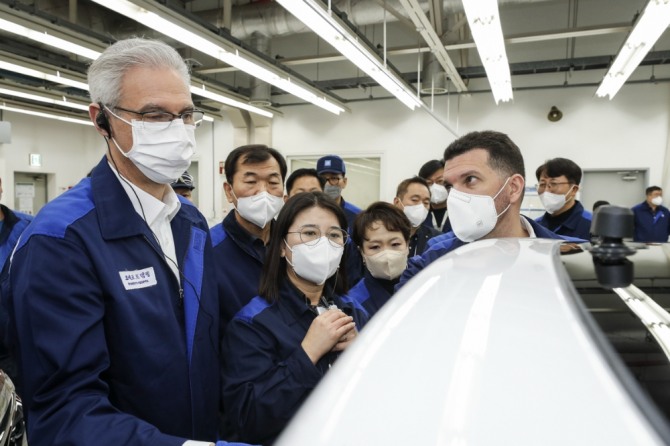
[343,201,362,214]
[210,222,229,247]
[16,179,94,250]
[234,296,272,324]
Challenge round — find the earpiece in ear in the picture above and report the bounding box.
[96,111,111,137]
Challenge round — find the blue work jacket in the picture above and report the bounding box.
[399,216,584,290]
[341,198,365,285]
[3,157,219,445]
[632,201,670,242]
[348,270,397,318]
[535,200,592,240]
[211,211,268,330]
[0,204,32,269]
[222,280,368,445]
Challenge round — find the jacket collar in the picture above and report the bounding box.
[91,156,198,240]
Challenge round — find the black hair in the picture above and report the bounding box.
[647,186,662,195]
[285,168,326,195]
[444,130,525,180]
[418,159,444,180]
[352,202,411,248]
[259,192,349,303]
[224,144,287,184]
[592,200,610,212]
[535,157,582,184]
[396,176,430,199]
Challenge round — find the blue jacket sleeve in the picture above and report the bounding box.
[8,235,186,446]
[222,317,322,444]
[396,253,428,291]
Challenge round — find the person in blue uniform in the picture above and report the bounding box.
[534,157,592,240]
[211,145,287,330]
[284,168,325,198]
[1,38,233,445]
[399,131,583,289]
[170,170,195,201]
[393,176,441,256]
[316,155,364,284]
[418,159,452,233]
[0,178,33,269]
[222,192,368,445]
[349,202,411,318]
[0,177,33,384]
[632,186,670,242]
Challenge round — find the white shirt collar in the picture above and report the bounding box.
[108,161,181,224]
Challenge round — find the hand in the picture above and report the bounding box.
[332,325,357,352]
[301,309,355,364]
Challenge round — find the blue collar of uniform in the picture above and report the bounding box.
[91,156,198,240]
[222,211,268,262]
[280,279,341,327]
[526,214,584,242]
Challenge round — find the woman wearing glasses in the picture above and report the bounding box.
[221,192,369,445]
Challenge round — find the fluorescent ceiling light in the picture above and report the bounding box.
[0,86,89,111]
[0,59,89,91]
[0,17,102,60]
[276,0,422,110]
[596,0,670,99]
[0,103,92,125]
[0,8,278,117]
[88,0,346,115]
[190,85,273,118]
[462,0,513,103]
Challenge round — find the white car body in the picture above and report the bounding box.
[277,238,670,445]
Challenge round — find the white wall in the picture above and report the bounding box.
[272,82,670,205]
[0,111,103,206]
[0,81,668,218]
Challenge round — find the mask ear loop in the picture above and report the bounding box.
[493,176,513,218]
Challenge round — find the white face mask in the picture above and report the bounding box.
[447,178,512,243]
[363,249,408,280]
[400,202,429,228]
[429,183,449,204]
[110,115,194,184]
[285,236,344,285]
[652,196,663,206]
[234,190,284,229]
[539,187,573,214]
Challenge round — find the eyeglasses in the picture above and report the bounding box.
[287,225,349,247]
[320,175,343,185]
[112,105,205,129]
[536,181,572,191]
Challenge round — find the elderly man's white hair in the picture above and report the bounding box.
[88,38,191,107]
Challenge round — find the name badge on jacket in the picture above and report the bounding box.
[119,267,157,290]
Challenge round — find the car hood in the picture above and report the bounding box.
[277,238,665,445]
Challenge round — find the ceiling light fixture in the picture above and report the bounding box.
[596,0,670,99]
[0,9,276,119]
[0,17,102,60]
[190,84,274,118]
[88,0,346,115]
[462,0,513,103]
[0,103,92,126]
[276,0,422,110]
[0,59,89,91]
[0,86,89,111]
